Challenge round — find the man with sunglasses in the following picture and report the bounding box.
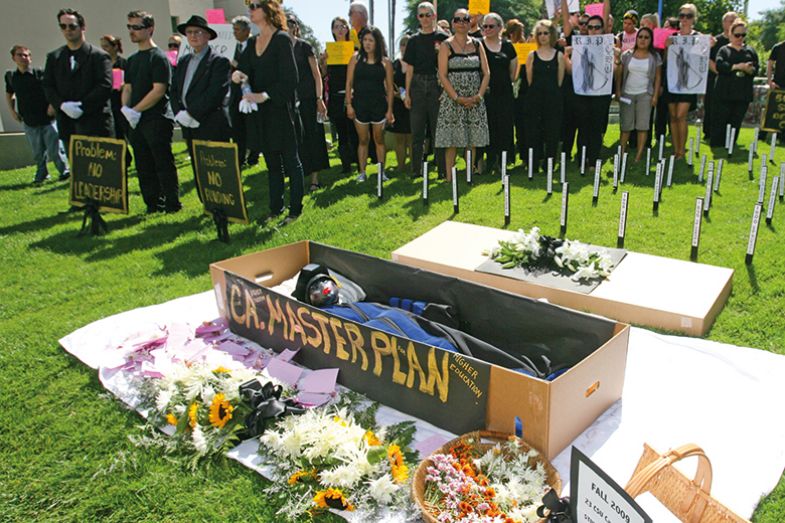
[122,10,180,214]
[228,15,259,168]
[403,1,447,178]
[43,8,114,166]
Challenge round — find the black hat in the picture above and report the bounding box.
[177,15,218,40]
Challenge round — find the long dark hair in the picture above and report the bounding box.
[358,25,386,62]
[331,16,350,41]
[636,26,654,53]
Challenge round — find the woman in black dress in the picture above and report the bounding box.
[481,13,517,173]
[525,20,565,171]
[287,15,330,192]
[234,0,304,225]
[345,26,395,182]
[711,19,758,148]
[325,17,359,174]
[389,35,412,172]
[99,34,132,167]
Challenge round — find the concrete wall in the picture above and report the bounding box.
[0,0,171,135]
[169,0,215,25]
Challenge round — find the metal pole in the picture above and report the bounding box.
[369,0,375,25]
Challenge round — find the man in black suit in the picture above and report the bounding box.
[229,15,259,168]
[169,15,231,200]
[42,8,114,163]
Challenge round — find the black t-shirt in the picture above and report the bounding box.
[5,67,51,126]
[402,30,448,75]
[715,44,759,102]
[126,47,171,119]
[293,38,316,101]
[769,41,785,88]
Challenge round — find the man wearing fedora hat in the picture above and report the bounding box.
[170,15,231,200]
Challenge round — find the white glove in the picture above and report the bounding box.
[120,106,142,129]
[60,101,83,119]
[238,99,258,114]
[231,70,248,84]
[174,110,200,128]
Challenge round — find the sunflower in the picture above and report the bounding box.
[387,444,409,483]
[166,413,178,426]
[212,366,230,374]
[208,393,234,429]
[287,469,316,486]
[188,402,199,429]
[313,488,354,511]
[364,430,382,446]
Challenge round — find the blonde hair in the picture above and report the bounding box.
[679,4,698,20]
[641,13,659,29]
[532,20,557,48]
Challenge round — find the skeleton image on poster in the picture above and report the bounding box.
[667,35,710,95]
[572,34,615,96]
[545,0,580,19]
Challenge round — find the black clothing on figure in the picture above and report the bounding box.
[352,57,387,123]
[326,63,358,172]
[108,57,132,166]
[5,67,51,126]
[704,33,729,139]
[770,42,785,88]
[126,46,178,211]
[469,29,483,39]
[514,64,529,162]
[482,39,516,168]
[710,44,759,148]
[43,42,114,148]
[402,30,447,177]
[388,59,411,134]
[293,38,330,174]
[576,94,611,165]
[527,50,563,169]
[229,39,258,163]
[237,31,304,217]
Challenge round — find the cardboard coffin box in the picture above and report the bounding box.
[210,241,630,459]
[392,221,734,336]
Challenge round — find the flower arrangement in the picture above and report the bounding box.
[256,398,419,521]
[485,227,614,282]
[421,436,554,523]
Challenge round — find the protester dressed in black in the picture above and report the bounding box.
[325,17,358,174]
[100,35,131,167]
[235,2,304,223]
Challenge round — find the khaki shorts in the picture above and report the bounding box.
[619,92,653,132]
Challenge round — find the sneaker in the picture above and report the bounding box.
[356,173,367,182]
[32,175,50,186]
[58,172,70,181]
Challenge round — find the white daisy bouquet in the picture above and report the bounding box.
[256,398,419,521]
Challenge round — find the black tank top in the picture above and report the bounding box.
[530,50,560,93]
[354,58,385,101]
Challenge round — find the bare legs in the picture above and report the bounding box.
[394,133,411,171]
[668,102,690,158]
[354,121,387,177]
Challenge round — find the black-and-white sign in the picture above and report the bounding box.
[593,159,602,201]
[704,164,713,215]
[714,159,723,193]
[547,157,553,194]
[767,177,779,224]
[528,148,534,180]
[573,35,615,96]
[698,154,706,183]
[653,163,662,212]
[466,150,472,184]
[746,203,763,264]
[422,161,429,203]
[612,154,619,190]
[617,191,628,248]
[666,155,674,187]
[377,163,384,199]
[667,34,710,95]
[560,182,569,234]
[691,197,703,261]
[759,165,768,203]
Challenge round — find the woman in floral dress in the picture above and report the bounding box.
[435,8,490,182]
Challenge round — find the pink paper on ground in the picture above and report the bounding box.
[654,28,677,49]
[414,434,450,457]
[266,358,303,386]
[166,50,178,66]
[296,392,332,408]
[275,348,300,363]
[112,68,124,90]
[298,368,338,394]
[195,318,228,336]
[205,8,225,24]
[218,340,250,357]
[584,3,604,17]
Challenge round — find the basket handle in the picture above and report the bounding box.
[624,444,713,523]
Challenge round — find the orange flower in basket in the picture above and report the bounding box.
[484,486,496,499]
[458,501,474,514]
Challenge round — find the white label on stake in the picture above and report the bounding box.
[688,137,694,165]
[699,154,706,183]
[452,167,458,206]
[377,163,383,197]
[612,154,619,188]
[759,166,768,203]
[501,151,507,183]
[714,159,723,192]
[692,198,703,247]
[729,127,736,155]
[504,175,510,217]
[658,135,664,161]
[547,158,553,193]
[422,161,428,199]
[618,192,629,237]
[780,163,785,197]
[560,182,569,226]
[528,148,534,179]
[580,146,586,175]
[704,167,713,210]
[748,143,755,172]
[653,164,661,203]
[646,148,651,176]
[593,159,601,198]
[666,155,674,187]
[768,177,779,220]
[466,150,472,183]
[747,203,762,255]
[771,133,777,163]
[560,152,566,184]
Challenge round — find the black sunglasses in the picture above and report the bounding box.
[248,2,263,10]
[482,24,498,29]
[168,43,180,49]
[59,23,80,30]
[733,32,746,38]
[587,24,603,30]
[678,12,694,19]
[578,20,588,25]
[126,23,148,31]
[453,16,470,23]
[418,12,433,18]
[536,31,550,36]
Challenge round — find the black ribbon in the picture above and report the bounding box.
[238,380,305,439]
[210,207,230,243]
[78,202,108,236]
[537,489,573,523]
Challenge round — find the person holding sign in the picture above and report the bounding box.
[664,4,701,160]
[99,35,131,168]
[43,8,114,160]
[345,27,395,182]
[235,0,304,224]
[325,17,358,174]
[123,10,180,214]
[403,2,447,179]
[616,26,661,162]
[434,8,490,182]
[525,20,565,172]
[711,20,758,149]
[5,45,70,185]
[481,13,517,174]
[170,15,232,205]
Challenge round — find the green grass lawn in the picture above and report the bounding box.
[1,127,784,521]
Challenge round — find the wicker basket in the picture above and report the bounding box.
[625,443,750,523]
[412,430,562,523]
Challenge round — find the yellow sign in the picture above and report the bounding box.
[468,0,490,15]
[326,41,355,65]
[513,43,537,64]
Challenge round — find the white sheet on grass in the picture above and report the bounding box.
[59,291,785,521]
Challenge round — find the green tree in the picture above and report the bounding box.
[284,6,322,54]
[592,0,742,35]
[749,0,785,51]
[403,0,541,35]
